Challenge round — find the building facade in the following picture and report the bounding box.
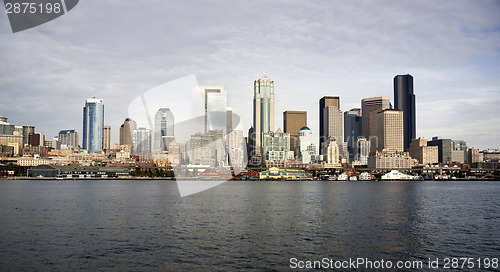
[377,109,404,152]
[344,108,362,159]
[196,85,227,133]
[283,111,307,158]
[394,74,416,151]
[102,125,111,150]
[427,137,467,163]
[58,130,78,149]
[82,98,104,152]
[120,118,137,149]
[298,126,318,164]
[319,96,340,155]
[132,127,152,157]
[368,151,415,169]
[361,96,391,152]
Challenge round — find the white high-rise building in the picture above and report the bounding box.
[298,126,318,164]
[325,139,341,168]
[227,130,246,169]
[154,108,174,152]
[133,127,152,158]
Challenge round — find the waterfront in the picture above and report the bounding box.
[0,180,499,271]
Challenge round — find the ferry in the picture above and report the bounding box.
[381,170,420,180]
[358,172,372,181]
[337,173,348,181]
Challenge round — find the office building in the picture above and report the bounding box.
[28,132,45,147]
[226,107,233,133]
[82,98,104,152]
[22,125,35,145]
[322,104,343,154]
[44,138,61,150]
[298,126,318,164]
[195,85,227,133]
[427,137,467,163]
[153,108,174,152]
[409,137,438,165]
[283,111,307,158]
[344,108,362,159]
[253,74,275,161]
[120,118,137,149]
[227,130,246,169]
[377,109,404,152]
[467,148,480,164]
[58,130,79,148]
[102,125,111,150]
[324,139,341,168]
[354,137,370,166]
[361,96,391,152]
[188,130,226,167]
[368,151,415,169]
[394,74,416,151]
[132,127,152,157]
[262,129,292,163]
[0,116,15,135]
[319,96,340,155]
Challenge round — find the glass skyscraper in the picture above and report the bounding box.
[394,74,416,151]
[195,85,227,134]
[82,98,104,152]
[154,108,174,152]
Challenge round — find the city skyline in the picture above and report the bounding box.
[1,1,499,149]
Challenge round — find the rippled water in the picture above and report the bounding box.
[0,180,499,271]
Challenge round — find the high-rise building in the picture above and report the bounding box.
[377,109,404,152]
[102,125,111,150]
[283,111,307,158]
[325,139,341,168]
[120,118,137,149]
[467,147,480,164]
[354,138,370,166]
[319,96,340,155]
[253,74,275,161]
[132,127,152,157]
[344,108,362,159]
[82,98,104,152]
[22,125,35,146]
[361,96,391,152]
[262,128,292,163]
[226,107,233,134]
[227,130,246,169]
[323,105,343,154]
[195,85,226,133]
[0,116,15,135]
[153,108,174,152]
[28,132,44,147]
[409,137,438,165]
[394,74,416,151]
[58,130,79,148]
[298,126,318,164]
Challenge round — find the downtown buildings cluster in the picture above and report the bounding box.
[1,74,500,178]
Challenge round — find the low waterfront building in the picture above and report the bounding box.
[27,165,130,178]
[368,151,416,169]
[427,137,466,163]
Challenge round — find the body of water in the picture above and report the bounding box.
[0,180,499,271]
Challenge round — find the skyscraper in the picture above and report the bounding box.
[58,130,78,149]
[322,103,343,154]
[344,108,362,159]
[253,74,275,160]
[153,108,174,152]
[394,74,416,151]
[133,127,152,157]
[120,118,137,148]
[82,98,104,152]
[195,85,226,133]
[377,109,404,152]
[319,96,340,155]
[22,125,35,146]
[361,96,391,152]
[102,125,111,150]
[283,111,307,158]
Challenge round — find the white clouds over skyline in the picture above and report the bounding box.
[1,0,499,149]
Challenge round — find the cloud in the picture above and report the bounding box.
[0,0,499,149]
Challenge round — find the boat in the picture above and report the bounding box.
[349,175,358,181]
[337,173,348,181]
[381,170,420,180]
[358,172,371,181]
[327,175,337,181]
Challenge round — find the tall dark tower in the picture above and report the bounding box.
[394,74,416,151]
[319,96,340,155]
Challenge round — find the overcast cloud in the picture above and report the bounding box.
[1,0,499,149]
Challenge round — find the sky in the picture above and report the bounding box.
[1,0,499,150]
